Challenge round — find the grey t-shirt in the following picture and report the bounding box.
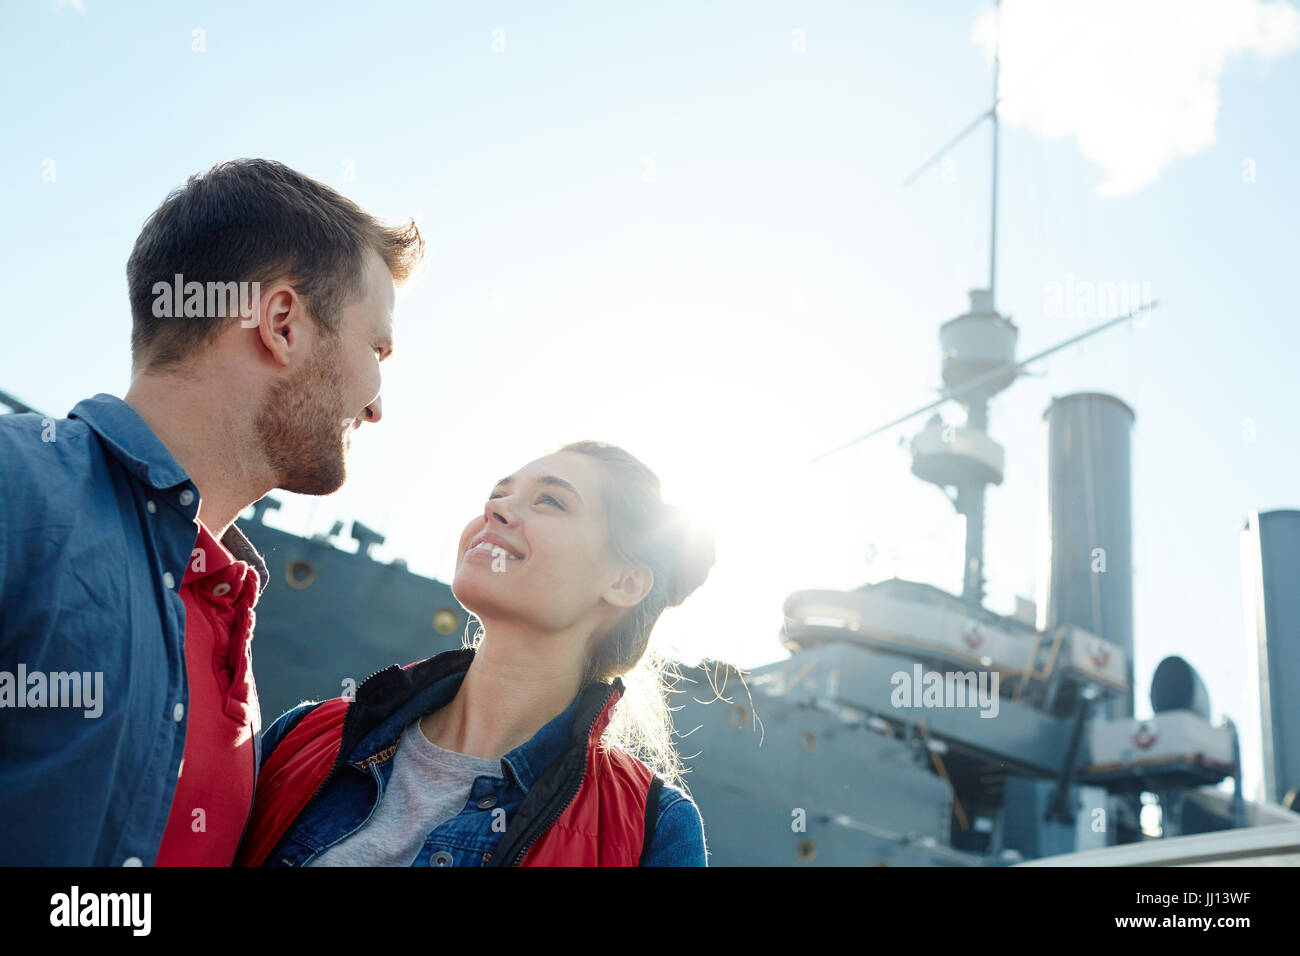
[308,717,504,866]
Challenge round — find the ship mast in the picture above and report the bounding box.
[989,0,1000,306]
[909,0,1013,608]
[811,0,1154,610]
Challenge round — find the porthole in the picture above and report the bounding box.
[799,730,817,751]
[286,560,315,589]
[433,608,460,635]
[728,704,748,728]
[796,841,816,863]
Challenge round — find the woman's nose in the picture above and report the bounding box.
[485,496,516,525]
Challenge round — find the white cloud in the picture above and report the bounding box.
[973,0,1300,195]
[52,0,87,14]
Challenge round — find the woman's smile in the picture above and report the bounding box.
[465,541,520,562]
[465,531,524,560]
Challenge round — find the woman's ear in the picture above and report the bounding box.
[603,565,653,609]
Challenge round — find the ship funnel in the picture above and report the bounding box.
[1040,392,1135,718]
[1241,509,1300,804]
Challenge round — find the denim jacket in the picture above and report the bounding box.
[0,394,268,866]
[256,648,708,866]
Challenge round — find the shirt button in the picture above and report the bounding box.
[476,795,498,810]
[122,857,142,866]
[179,489,194,507]
[172,702,184,722]
[430,850,454,867]
[212,582,231,598]
[162,571,176,589]
[146,500,157,514]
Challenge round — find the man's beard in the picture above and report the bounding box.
[254,334,351,496]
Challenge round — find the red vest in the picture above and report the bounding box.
[520,689,653,866]
[235,669,654,867]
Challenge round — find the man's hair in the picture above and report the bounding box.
[127,158,425,370]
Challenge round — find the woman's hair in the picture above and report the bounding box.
[566,440,715,793]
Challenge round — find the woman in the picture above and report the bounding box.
[236,440,714,866]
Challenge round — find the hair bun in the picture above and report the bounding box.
[665,508,716,607]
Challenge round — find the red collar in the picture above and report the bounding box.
[183,519,259,608]
[184,519,236,583]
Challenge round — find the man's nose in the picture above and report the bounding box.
[364,395,382,424]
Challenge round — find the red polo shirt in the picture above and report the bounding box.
[155,519,262,866]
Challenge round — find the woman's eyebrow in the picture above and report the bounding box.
[493,474,583,504]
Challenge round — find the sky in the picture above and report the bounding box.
[2,0,1298,805]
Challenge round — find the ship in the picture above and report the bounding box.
[5,5,1299,870]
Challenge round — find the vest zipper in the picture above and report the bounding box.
[500,684,616,866]
[293,665,399,828]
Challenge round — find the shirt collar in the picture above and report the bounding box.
[499,692,585,794]
[67,393,189,489]
[185,520,236,583]
[352,649,621,795]
[222,522,269,598]
[68,393,269,597]
[413,669,589,795]
[501,679,622,792]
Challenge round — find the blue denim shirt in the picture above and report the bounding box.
[0,393,267,866]
[258,659,708,866]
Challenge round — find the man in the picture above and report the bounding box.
[0,158,424,865]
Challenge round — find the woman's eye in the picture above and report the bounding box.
[486,491,563,509]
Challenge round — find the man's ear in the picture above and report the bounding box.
[253,282,303,367]
[604,565,653,609]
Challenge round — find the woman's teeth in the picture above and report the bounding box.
[471,541,518,559]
